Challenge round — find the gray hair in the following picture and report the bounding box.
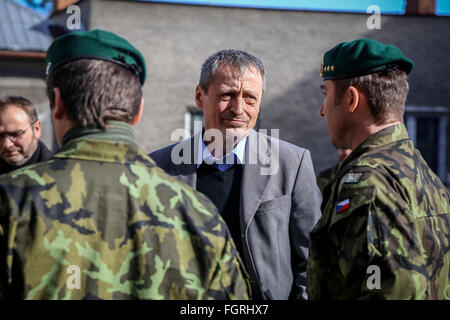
[199,49,266,93]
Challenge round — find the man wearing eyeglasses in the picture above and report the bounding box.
[0,96,53,174]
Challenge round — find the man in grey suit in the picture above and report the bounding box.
[150,49,321,300]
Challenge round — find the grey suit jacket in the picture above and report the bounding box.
[149,130,322,300]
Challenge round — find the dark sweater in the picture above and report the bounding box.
[196,163,244,257]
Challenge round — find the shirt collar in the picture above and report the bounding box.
[339,123,410,170]
[196,130,247,168]
[61,121,136,146]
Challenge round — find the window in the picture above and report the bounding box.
[185,106,204,136]
[404,106,450,189]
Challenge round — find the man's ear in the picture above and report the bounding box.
[52,87,66,120]
[33,119,42,139]
[195,85,205,109]
[348,86,360,113]
[132,97,144,125]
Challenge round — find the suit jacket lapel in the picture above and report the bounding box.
[170,133,201,188]
[241,130,272,230]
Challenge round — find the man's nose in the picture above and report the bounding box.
[319,102,325,117]
[229,96,244,115]
[0,136,14,149]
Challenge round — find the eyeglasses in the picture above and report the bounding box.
[0,121,36,142]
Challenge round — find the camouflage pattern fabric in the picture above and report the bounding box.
[307,123,450,299]
[316,164,339,195]
[0,122,251,300]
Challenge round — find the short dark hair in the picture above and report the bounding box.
[199,49,266,93]
[0,95,38,123]
[46,59,142,129]
[333,69,409,123]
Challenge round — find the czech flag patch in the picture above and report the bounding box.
[336,198,351,213]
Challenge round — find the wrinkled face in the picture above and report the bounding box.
[319,80,349,149]
[0,106,41,166]
[196,63,263,144]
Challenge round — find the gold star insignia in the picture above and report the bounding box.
[331,65,335,71]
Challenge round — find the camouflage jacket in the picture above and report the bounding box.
[0,122,251,300]
[307,123,450,300]
[316,163,340,195]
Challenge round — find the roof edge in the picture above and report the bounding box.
[0,50,46,59]
[5,0,49,19]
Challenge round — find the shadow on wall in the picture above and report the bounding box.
[259,14,450,174]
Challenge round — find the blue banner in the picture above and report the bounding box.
[437,0,450,15]
[137,0,406,14]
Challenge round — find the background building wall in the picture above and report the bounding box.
[1,0,448,184]
[89,0,450,176]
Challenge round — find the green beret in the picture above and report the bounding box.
[321,38,414,80]
[46,29,146,85]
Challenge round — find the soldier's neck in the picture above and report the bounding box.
[350,120,402,150]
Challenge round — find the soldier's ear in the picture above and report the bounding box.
[132,97,144,125]
[52,87,66,120]
[348,86,360,113]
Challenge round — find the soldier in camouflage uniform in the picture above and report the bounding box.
[0,29,251,300]
[307,38,450,299]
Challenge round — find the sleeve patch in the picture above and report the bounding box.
[336,198,351,213]
[341,173,363,184]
